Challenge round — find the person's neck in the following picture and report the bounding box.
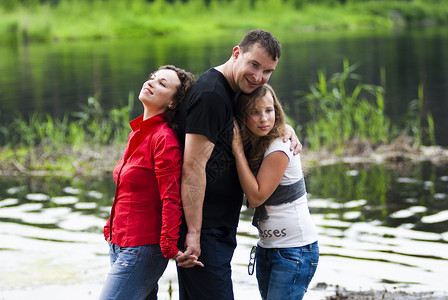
[143,108,164,121]
[215,60,238,92]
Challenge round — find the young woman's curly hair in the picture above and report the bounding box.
[236,84,286,172]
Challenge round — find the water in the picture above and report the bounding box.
[1,162,447,299]
[1,27,448,146]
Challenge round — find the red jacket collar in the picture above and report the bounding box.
[129,113,166,132]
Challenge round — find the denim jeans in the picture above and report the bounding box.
[256,241,319,300]
[99,243,168,300]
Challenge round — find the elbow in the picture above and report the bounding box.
[246,196,265,208]
[182,159,205,177]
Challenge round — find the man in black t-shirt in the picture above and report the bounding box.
[176,29,301,300]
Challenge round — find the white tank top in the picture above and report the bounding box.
[257,139,318,248]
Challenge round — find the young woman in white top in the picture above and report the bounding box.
[232,84,319,300]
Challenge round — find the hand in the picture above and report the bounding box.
[232,120,244,156]
[174,250,204,268]
[106,237,111,246]
[177,232,202,268]
[283,124,302,155]
[185,231,201,258]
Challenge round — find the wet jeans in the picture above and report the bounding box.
[256,241,319,300]
[99,243,168,300]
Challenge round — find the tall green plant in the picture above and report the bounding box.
[1,92,134,149]
[300,59,391,152]
[406,84,436,146]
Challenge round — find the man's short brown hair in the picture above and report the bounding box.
[238,29,281,61]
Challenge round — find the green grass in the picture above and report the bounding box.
[1,0,448,44]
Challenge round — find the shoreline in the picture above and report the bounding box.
[1,142,447,179]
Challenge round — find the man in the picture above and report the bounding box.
[176,29,301,299]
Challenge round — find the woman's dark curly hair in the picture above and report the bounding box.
[150,65,195,134]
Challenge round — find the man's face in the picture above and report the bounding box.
[232,43,278,94]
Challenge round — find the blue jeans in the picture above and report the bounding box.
[256,241,319,300]
[99,243,168,300]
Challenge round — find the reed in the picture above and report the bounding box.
[299,59,391,152]
[1,92,133,150]
[406,84,436,146]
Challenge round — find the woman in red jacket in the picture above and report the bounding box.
[99,65,200,300]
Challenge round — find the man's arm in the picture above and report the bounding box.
[176,133,214,268]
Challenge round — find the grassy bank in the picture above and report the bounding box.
[0,92,134,177]
[1,0,448,44]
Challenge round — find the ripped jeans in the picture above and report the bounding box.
[99,243,168,300]
[256,241,319,300]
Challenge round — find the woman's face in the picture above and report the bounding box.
[138,69,180,113]
[246,92,275,137]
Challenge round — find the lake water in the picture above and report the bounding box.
[1,161,447,299]
[1,26,448,146]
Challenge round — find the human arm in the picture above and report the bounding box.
[152,131,204,266]
[232,122,289,208]
[154,132,185,259]
[283,124,302,155]
[176,133,214,268]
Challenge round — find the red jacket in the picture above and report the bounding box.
[104,114,182,259]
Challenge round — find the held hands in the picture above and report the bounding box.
[173,250,204,268]
[176,232,203,268]
[283,124,302,155]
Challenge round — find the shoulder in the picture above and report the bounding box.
[196,68,225,85]
[185,80,233,119]
[190,69,233,102]
[265,138,293,160]
[153,123,180,147]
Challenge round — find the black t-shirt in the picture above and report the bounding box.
[178,68,243,229]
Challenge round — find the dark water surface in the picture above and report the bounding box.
[1,27,447,145]
[1,162,447,237]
